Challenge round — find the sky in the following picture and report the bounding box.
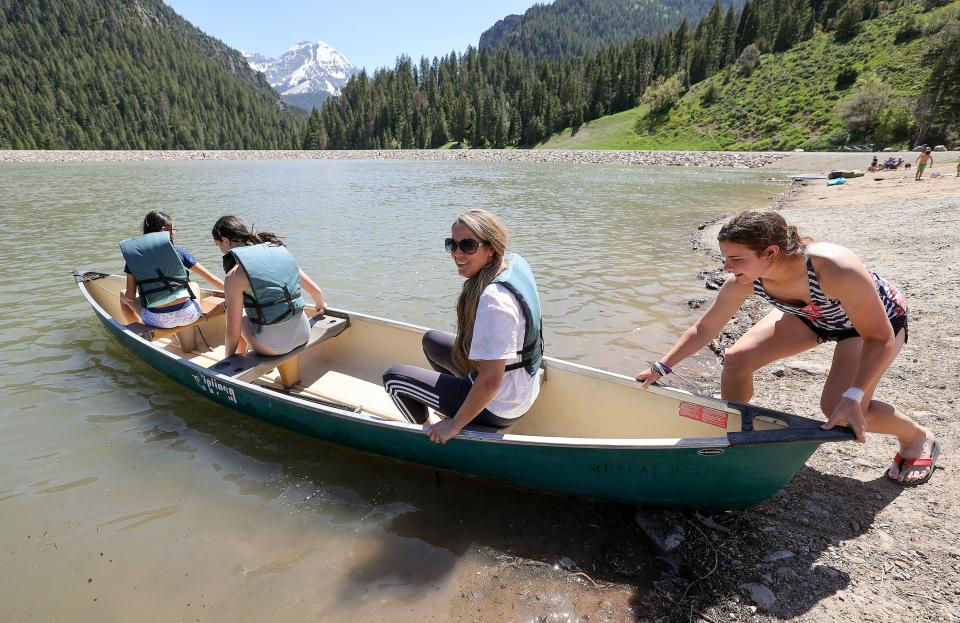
[164,1,541,71]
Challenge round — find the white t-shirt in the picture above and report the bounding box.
[468,283,543,419]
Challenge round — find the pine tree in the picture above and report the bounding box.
[736,1,760,55]
[431,109,449,147]
[720,5,739,67]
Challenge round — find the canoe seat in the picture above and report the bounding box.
[210,314,349,387]
[297,371,407,422]
[126,296,225,350]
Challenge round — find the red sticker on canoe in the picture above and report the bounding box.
[679,402,729,428]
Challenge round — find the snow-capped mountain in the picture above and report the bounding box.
[243,41,356,110]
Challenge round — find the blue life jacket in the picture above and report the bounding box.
[225,243,305,332]
[491,252,543,376]
[119,231,193,308]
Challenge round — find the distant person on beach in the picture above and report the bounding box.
[119,210,224,328]
[382,209,544,443]
[915,148,933,180]
[868,156,878,172]
[636,211,939,485]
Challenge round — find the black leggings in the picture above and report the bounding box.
[382,330,515,427]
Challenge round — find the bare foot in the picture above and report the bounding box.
[888,430,938,483]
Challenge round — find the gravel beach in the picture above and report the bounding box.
[0,148,784,168]
[677,163,960,622]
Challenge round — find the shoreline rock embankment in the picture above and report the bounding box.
[0,149,785,168]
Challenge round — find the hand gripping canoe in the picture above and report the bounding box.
[725,400,856,446]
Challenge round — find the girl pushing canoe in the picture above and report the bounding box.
[636,211,939,485]
[383,209,544,444]
[212,216,327,360]
[119,210,224,329]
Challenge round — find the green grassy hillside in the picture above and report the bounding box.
[539,0,960,151]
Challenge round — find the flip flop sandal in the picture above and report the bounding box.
[886,440,941,486]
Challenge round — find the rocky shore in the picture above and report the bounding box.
[0,149,785,168]
[663,168,960,622]
[441,165,960,623]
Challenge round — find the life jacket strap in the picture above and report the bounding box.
[504,326,543,373]
[244,285,301,328]
[137,269,194,305]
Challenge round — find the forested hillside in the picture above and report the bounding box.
[307,0,958,151]
[479,0,743,60]
[0,0,301,149]
[542,0,960,150]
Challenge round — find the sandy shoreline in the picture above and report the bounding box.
[0,148,784,168]
[4,149,956,178]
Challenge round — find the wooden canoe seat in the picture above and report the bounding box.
[293,374,487,427]
[125,296,226,350]
[209,314,349,387]
[297,371,407,422]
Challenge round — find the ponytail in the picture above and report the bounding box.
[253,229,284,245]
[212,215,285,247]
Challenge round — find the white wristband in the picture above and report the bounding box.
[841,387,864,404]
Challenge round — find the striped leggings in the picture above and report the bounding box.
[382,330,513,427]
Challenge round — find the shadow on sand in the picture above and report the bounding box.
[623,466,905,620]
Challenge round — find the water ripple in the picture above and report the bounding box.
[0,160,774,619]
[97,505,184,531]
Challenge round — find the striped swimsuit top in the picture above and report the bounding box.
[753,253,908,332]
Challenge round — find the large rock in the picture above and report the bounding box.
[764,550,795,562]
[784,360,829,375]
[933,145,947,152]
[739,583,776,610]
[634,511,685,552]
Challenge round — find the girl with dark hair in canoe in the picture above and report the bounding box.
[212,216,327,360]
[119,210,224,328]
[636,210,939,485]
[382,209,544,444]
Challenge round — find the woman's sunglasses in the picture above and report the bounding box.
[445,238,486,254]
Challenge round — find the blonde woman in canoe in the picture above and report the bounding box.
[636,210,939,485]
[382,209,544,444]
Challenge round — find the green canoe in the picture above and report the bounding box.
[74,269,854,509]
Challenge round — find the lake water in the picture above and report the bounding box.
[0,160,776,620]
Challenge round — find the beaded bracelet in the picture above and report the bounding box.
[652,361,672,376]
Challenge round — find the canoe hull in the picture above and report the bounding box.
[93,310,818,510]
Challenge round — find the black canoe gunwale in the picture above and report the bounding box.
[74,269,854,450]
